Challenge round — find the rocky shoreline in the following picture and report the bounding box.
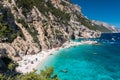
[16,40,98,74]
[0,0,117,74]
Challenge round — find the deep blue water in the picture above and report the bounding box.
[37,33,120,80]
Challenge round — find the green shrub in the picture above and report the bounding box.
[8,0,12,3]
[0,15,3,22]
[8,62,18,71]
[46,1,70,21]
[17,0,34,9]
[0,74,5,80]
[27,25,39,43]
[17,18,38,42]
[61,1,68,6]
[13,6,18,12]
[17,30,26,40]
[0,8,25,42]
[0,24,11,38]
[19,67,59,80]
[1,67,59,80]
[16,18,28,28]
[55,29,62,35]
[17,0,34,16]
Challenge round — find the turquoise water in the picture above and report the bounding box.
[37,33,120,80]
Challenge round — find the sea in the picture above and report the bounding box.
[37,33,120,80]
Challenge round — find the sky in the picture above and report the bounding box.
[71,0,120,28]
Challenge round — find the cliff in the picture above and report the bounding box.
[0,0,117,62]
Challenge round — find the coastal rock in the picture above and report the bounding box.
[60,69,68,73]
[0,0,116,62]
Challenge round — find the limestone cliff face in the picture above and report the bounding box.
[0,0,114,60]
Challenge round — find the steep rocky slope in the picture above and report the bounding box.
[0,0,117,62]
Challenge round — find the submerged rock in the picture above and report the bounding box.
[60,69,68,73]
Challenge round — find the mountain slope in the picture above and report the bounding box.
[0,0,117,61]
[92,20,117,33]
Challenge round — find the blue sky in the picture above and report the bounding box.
[71,0,120,28]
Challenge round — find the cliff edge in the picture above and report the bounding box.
[0,0,116,61]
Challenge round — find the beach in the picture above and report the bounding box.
[16,41,98,74]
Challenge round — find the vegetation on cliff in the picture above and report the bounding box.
[0,0,114,43]
[16,18,39,42]
[0,67,59,80]
[0,4,25,42]
[17,0,70,22]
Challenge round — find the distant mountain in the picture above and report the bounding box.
[116,28,120,32]
[92,20,118,33]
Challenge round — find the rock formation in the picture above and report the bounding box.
[0,0,117,61]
